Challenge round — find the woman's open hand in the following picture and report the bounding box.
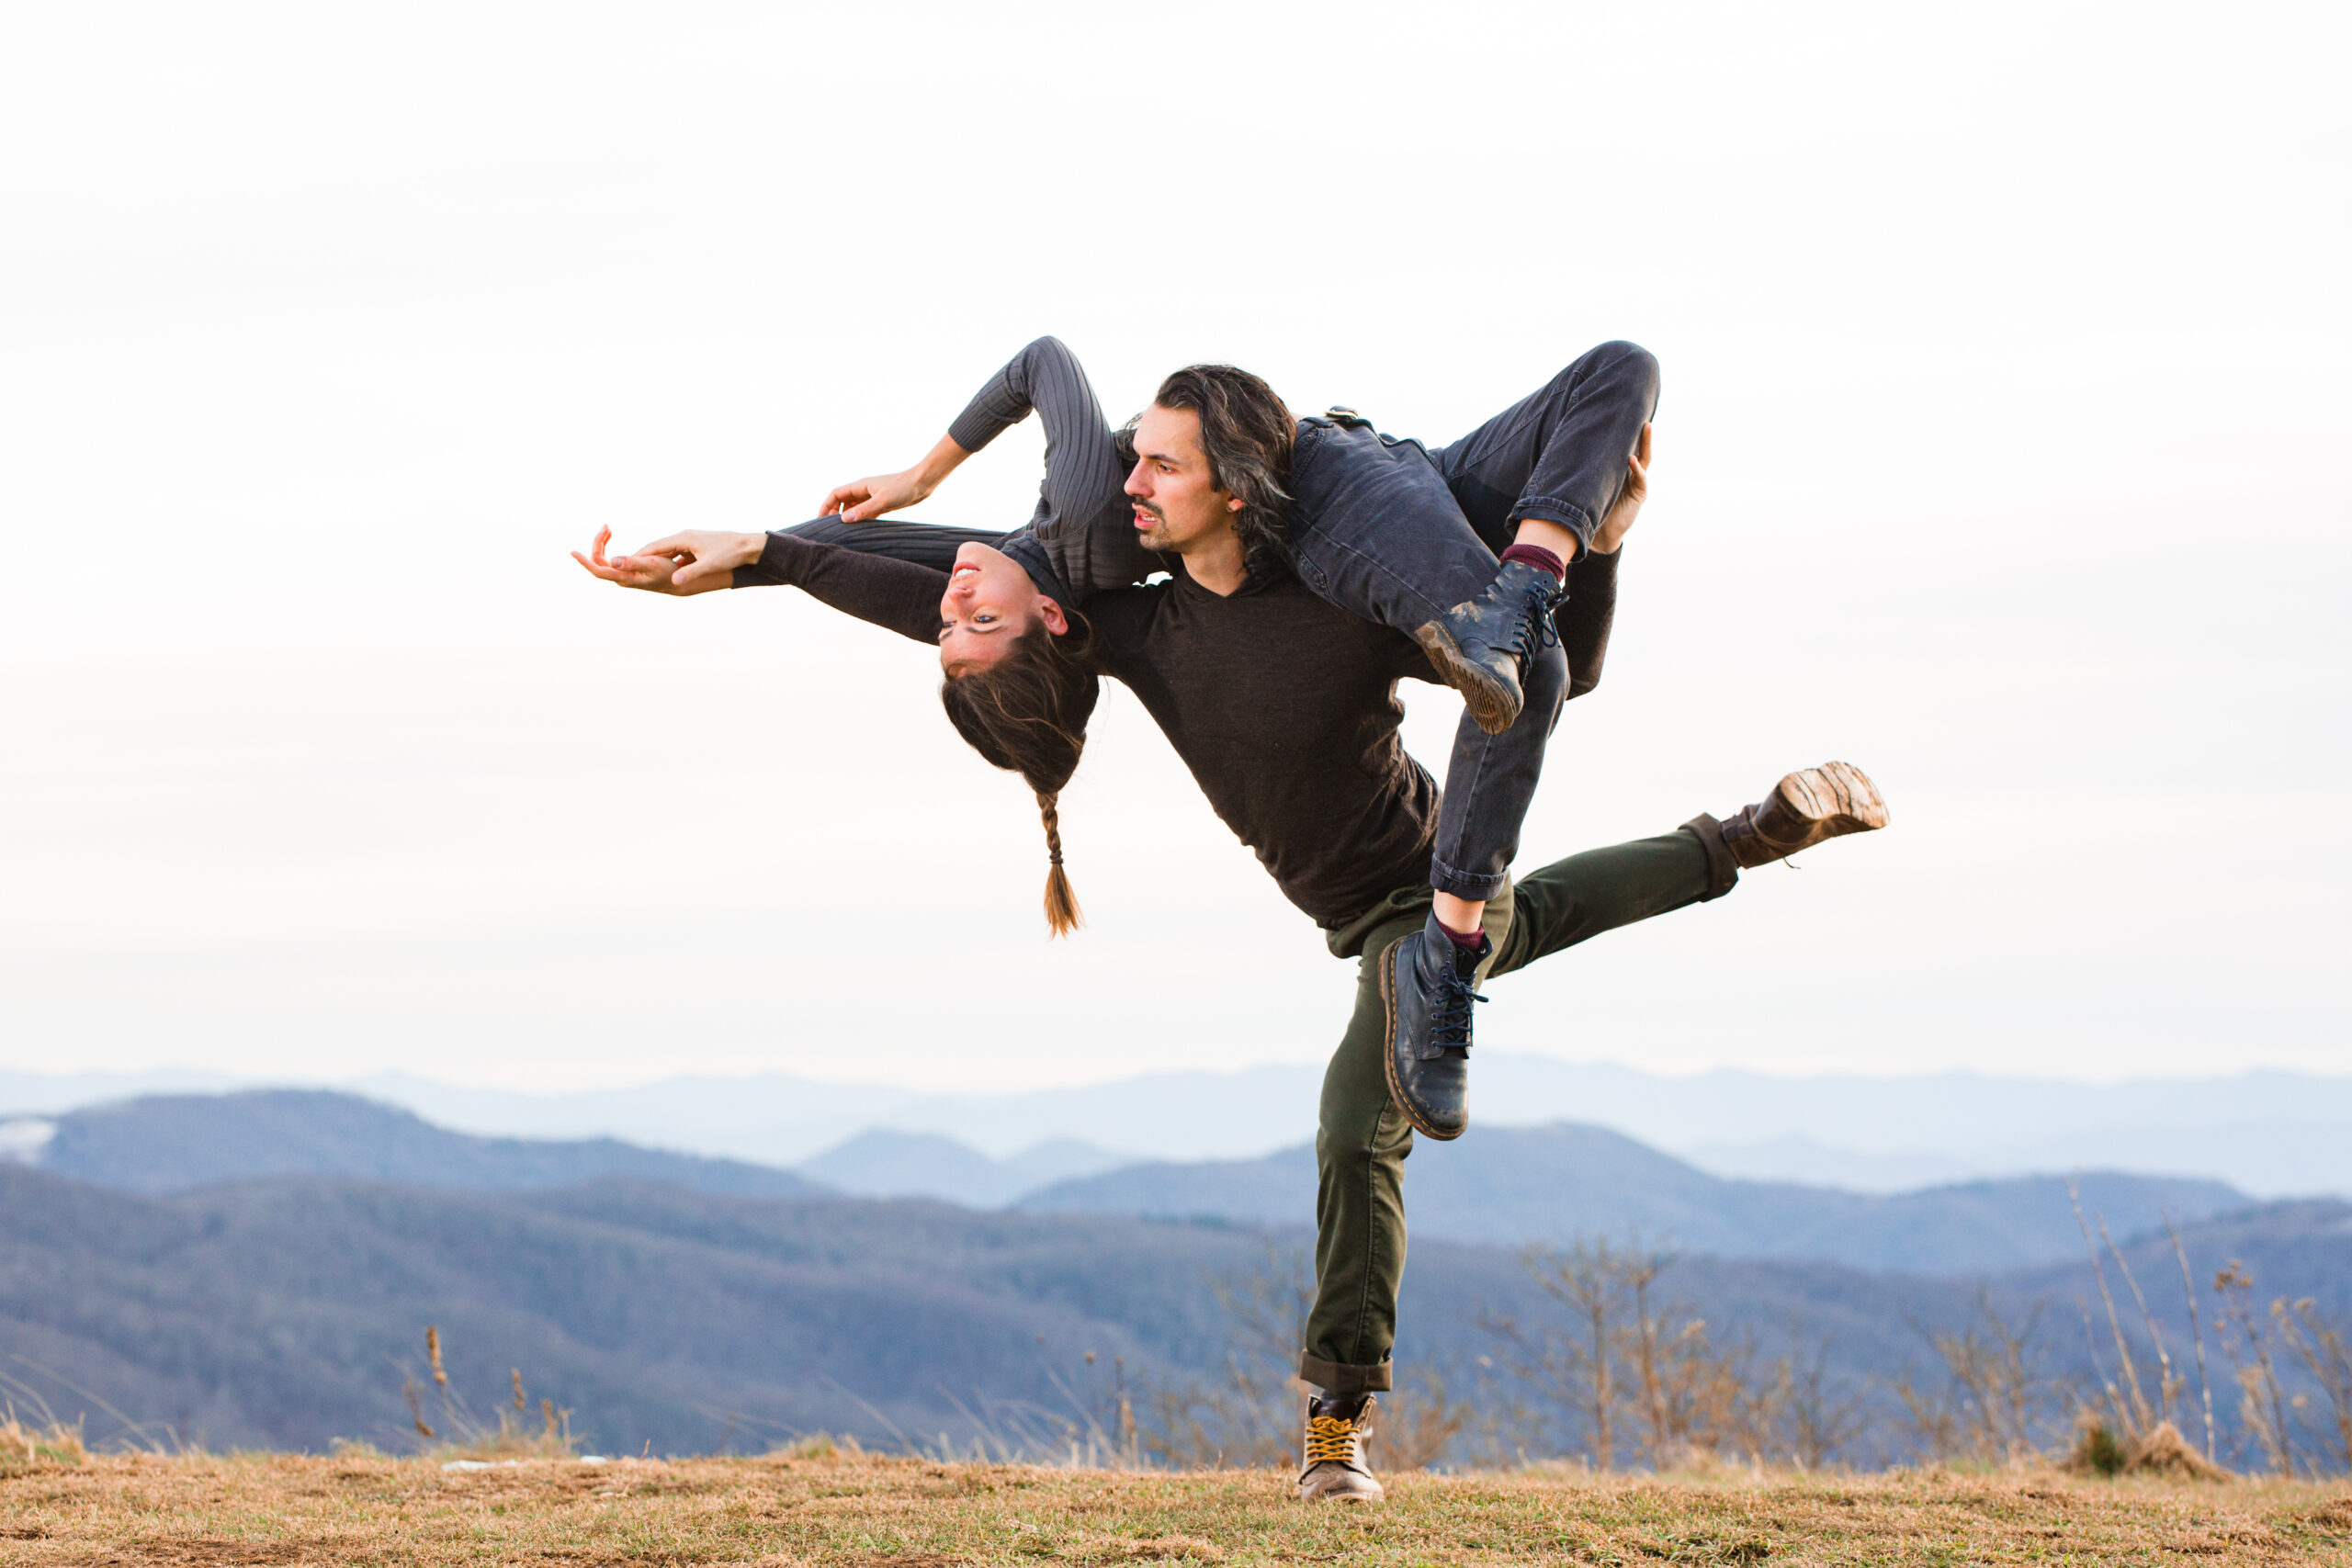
[819,434,974,523]
[1590,423,1652,555]
[571,526,760,594]
[820,466,936,523]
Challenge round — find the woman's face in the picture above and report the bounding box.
[939,541,1068,673]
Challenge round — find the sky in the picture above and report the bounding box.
[2,1,2345,1094]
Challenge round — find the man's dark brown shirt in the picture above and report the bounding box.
[736,533,1615,927]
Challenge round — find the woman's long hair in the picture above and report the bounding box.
[940,615,1100,936]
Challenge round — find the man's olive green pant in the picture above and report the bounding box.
[1297,818,1737,1396]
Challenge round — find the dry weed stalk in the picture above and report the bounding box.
[1487,1237,1815,1472]
[1894,1288,2054,1467]
[2098,1214,2181,1427]
[2271,1297,2352,1472]
[1374,1369,1475,1472]
[1655,1318,1780,1466]
[2,1362,182,1456]
[1539,1237,1622,1469]
[2213,1262,2298,1476]
[1620,1247,1672,1461]
[2164,1214,2220,1461]
[1776,1332,1872,1471]
[988,1344,1146,1470]
[1891,1370,1958,1463]
[2070,1180,2155,1438]
[401,1326,576,1461]
[2065,1186,2212,1467]
[1144,1239,1311,1469]
[2061,1231,2233,1490]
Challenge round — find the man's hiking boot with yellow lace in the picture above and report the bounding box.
[1412,558,1562,735]
[1382,913,1487,1141]
[1721,761,1890,868]
[1298,1393,1384,1503]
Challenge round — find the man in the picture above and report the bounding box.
[576,389,1887,1499]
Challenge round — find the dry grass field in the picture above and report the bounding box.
[3,1450,2350,1567]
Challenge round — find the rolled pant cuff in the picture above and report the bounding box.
[1508,497,1598,552]
[1299,1353,1392,1396]
[1430,856,1506,901]
[1680,813,1740,901]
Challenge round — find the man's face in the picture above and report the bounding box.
[1125,404,1241,555]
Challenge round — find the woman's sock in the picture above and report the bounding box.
[1498,543,1566,582]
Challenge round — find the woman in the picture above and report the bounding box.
[576,337,1657,941]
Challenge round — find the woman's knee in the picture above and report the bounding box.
[1563,340,1661,405]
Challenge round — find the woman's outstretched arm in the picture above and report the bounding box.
[572,525,945,648]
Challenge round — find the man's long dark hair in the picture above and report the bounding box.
[939,615,1101,937]
[1144,363,1295,580]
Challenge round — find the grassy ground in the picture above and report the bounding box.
[2,1450,2347,1567]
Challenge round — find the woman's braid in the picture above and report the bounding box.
[938,617,1100,938]
[1037,790,1081,936]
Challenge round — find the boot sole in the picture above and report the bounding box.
[1779,760,1891,834]
[1411,623,1521,736]
[1298,1473,1385,1503]
[1379,934,1466,1142]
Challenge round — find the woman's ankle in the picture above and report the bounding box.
[1510,516,1582,565]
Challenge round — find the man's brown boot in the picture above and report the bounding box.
[1297,1393,1385,1503]
[1721,761,1889,868]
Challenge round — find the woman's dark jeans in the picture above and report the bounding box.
[1283,341,1660,899]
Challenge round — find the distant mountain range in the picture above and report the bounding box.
[0,1089,2259,1277]
[6,1091,824,1199]
[5,1089,2348,1467]
[7,1059,2349,1196]
[3,1157,2344,1463]
[798,1130,1125,1207]
[1020,1125,2248,1275]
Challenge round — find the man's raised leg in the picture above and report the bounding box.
[1487,762,1891,982]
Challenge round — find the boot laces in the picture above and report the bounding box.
[1304,1413,1365,1468]
[1432,961,1488,1050]
[1509,579,1565,676]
